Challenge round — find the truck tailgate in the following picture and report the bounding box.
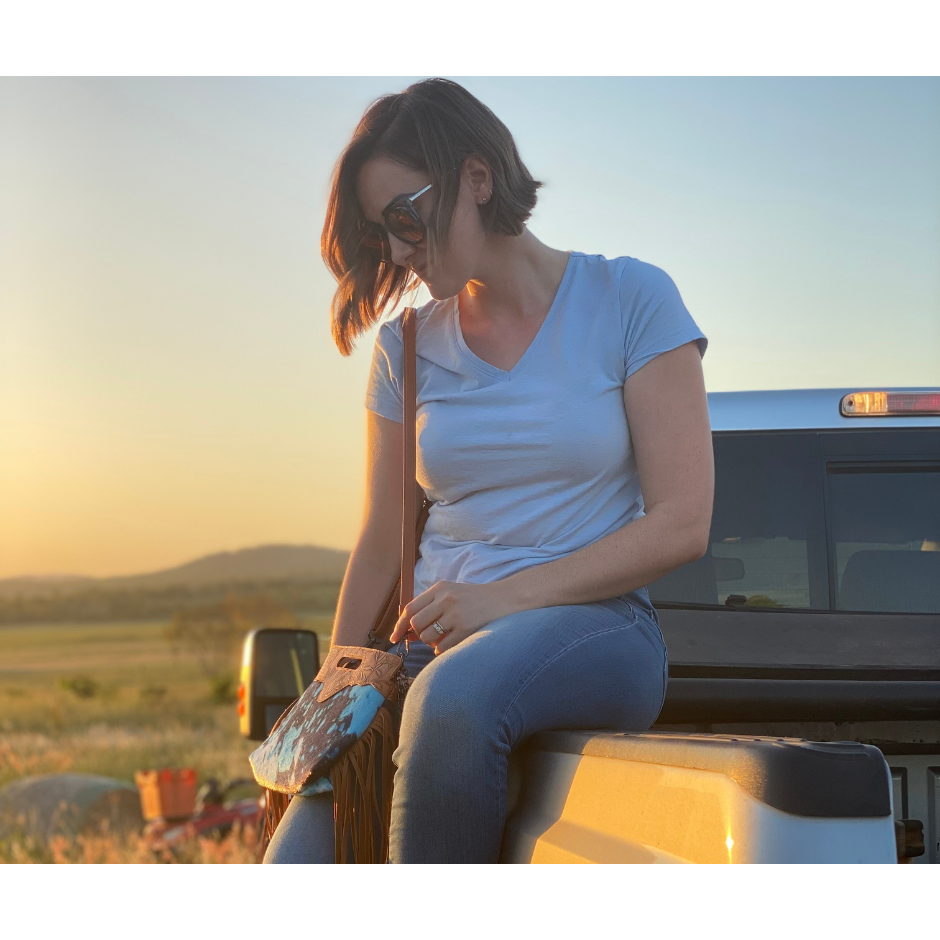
[501,731,896,863]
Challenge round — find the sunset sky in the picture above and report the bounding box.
[1,77,938,579]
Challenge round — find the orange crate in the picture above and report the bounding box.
[135,768,198,821]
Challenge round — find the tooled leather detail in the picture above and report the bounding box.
[315,646,403,703]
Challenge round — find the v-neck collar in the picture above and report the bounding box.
[451,251,577,381]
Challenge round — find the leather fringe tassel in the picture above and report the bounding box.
[259,787,290,860]
[331,705,397,864]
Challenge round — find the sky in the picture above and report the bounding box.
[1,77,938,579]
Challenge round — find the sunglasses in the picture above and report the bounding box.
[359,183,433,264]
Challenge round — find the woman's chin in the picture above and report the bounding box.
[425,277,460,302]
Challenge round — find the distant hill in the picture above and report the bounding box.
[102,544,351,589]
[0,544,351,598]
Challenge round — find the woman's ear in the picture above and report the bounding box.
[461,154,493,204]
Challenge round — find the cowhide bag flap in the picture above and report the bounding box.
[250,306,428,863]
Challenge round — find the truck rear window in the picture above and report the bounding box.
[647,431,940,614]
[828,463,940,613]
[648,432,822,609]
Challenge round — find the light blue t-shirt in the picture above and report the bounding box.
[365,252,708,597]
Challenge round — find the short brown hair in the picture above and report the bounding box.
[322,78,542,355]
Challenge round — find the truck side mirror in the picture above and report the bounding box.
[238,627,320,741]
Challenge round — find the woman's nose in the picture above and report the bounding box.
[388,233,416,267]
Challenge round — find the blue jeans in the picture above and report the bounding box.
[263,588,667,864]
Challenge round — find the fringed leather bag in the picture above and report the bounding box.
[250,306,429,863]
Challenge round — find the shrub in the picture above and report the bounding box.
[744,594,785,607]
[57,676,99,699]
[164,594,299,680]
[208,673,237,704]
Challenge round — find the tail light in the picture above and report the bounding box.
[841,391,940,416]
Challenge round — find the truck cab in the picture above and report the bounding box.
[502,387,939,863]
[644,387,939,862]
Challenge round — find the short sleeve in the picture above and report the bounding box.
[365,320,405,424]
[619,260,708,380]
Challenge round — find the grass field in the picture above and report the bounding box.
[0,615,335,863]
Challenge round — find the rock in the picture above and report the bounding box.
[0,774,144,843]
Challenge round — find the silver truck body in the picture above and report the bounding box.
[503,387,939,863]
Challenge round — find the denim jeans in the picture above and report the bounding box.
[263,587,667,864]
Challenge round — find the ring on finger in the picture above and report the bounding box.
[431,619,451,636]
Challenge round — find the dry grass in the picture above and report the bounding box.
[0,614,334,863]
[2,821,262,864]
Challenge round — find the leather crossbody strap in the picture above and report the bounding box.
[400,306,417,612]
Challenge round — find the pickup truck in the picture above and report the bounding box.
[240,386,940,863]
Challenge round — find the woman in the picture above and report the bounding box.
[265,77,713,864]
